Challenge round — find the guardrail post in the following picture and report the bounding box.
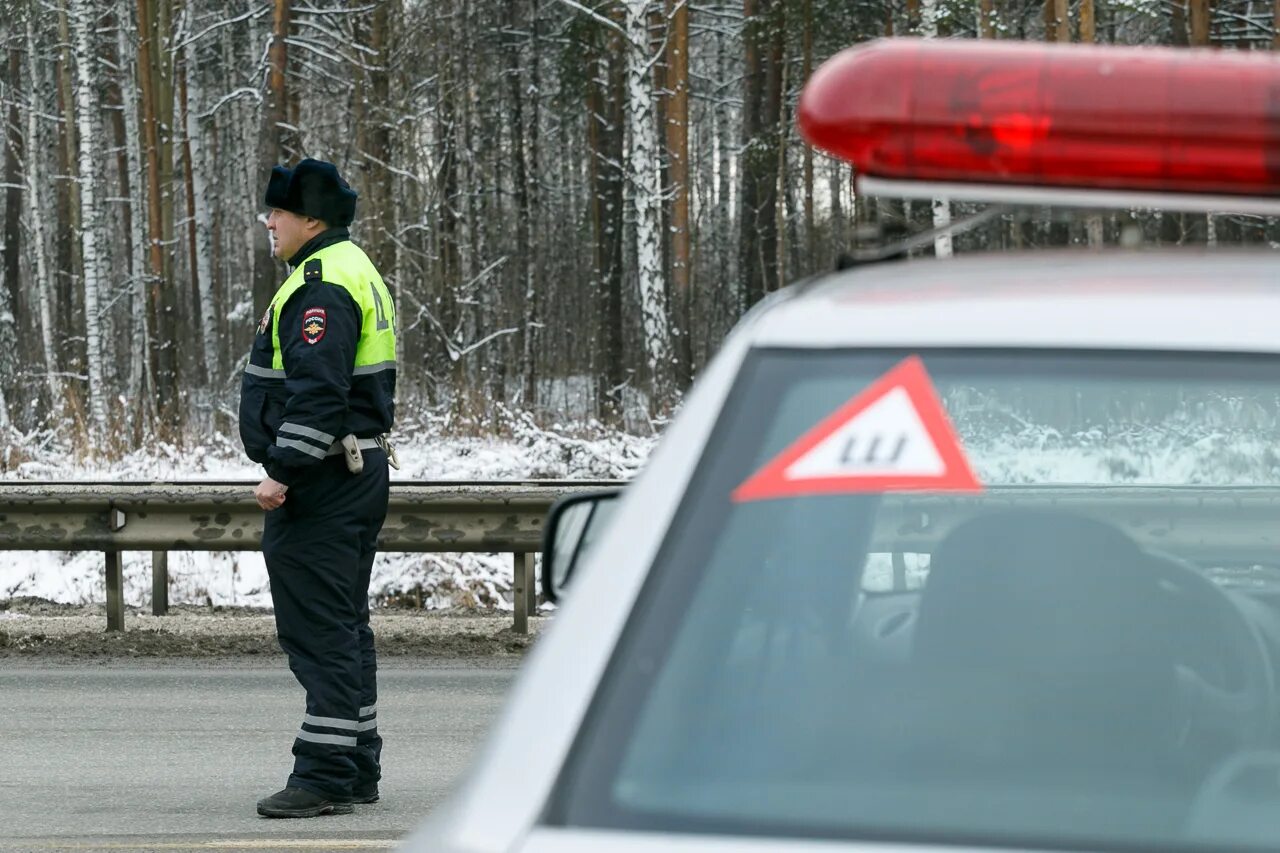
[152,551,169,616]
[513,551,533,635]
[105,551,124,632]
[524,553,537,620]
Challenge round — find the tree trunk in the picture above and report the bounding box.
[181,14,219,386]
[765,3,784,287]
[432,1,461,400]
[739,0,782,309]
[920,0,952,257]
[1079,0,1095,42]
[56,0,83,394]
[1170,0,1189,45]
[524,3,542,411]
[3,45,24,375]
[25,10,59,409]
[980,0,996,38]
[1188,0,1210,45]
[1044,0,1069,41]
[591,10,626,421]
[254,0,290,316]
[777,36,794,285]
[1077,0,1106,247]
[71,0,107,434]
[0,52,14,425]
[625,0,671,411]
[801,0,815,265]
[829,158,845,263]
[116,13,151,433]
[366,0,396,282]
[665,0,691,390]
[137,0,179,430]
[508,4,534,408]
[715,22,735,310]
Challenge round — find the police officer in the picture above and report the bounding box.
[239,158,397,818]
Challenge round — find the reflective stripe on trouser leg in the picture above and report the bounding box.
[354,497,386,791]
[263,452,389,800]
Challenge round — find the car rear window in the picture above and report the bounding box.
[549,349,1280,851]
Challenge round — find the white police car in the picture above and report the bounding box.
[402,39,1280,853]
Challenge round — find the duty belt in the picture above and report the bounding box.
[324,437,381,457]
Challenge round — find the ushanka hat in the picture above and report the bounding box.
[264,158,358,227]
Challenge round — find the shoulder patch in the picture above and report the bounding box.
[257,300,275,335]
[304,259,323,282]
[302,307,327,345]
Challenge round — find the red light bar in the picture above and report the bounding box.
[797,39,1280,202]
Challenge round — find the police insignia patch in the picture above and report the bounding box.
[302,308,327,344]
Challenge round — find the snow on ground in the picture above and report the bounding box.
[0,412,656,610]
[4,398,1277,610]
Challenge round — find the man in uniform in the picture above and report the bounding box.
[239,158,397,818]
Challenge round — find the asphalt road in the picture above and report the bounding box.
[0,660,520,852]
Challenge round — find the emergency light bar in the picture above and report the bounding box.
[798,39,1280,214]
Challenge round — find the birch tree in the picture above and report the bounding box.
[624,0,672,409]
[180,7,219,383]
[71,0,107,433]
[116,11,149,420]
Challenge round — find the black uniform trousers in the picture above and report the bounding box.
[263,449,388,800]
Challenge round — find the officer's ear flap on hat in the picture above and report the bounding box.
[264,165,294,211]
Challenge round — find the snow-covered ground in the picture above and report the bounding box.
[0,412,657,610]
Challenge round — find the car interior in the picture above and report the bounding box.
[604,500,1280,845]
[836,508,1280,841]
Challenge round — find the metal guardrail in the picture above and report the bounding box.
[0,480,625,634]
[6,482,1276,635]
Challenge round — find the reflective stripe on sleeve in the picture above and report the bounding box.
[245,364,286,379]
[353,361,396,376]
[359,704,377,717]
[279,422,336,445]
[303,714,360,731]
[295,729,358,748]
[275,437,327,459]
[357,720,378,732]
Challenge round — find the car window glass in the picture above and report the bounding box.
[552,349,1280,851]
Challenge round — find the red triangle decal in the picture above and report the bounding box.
[732,356,982,502]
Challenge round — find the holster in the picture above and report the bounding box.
[340,434,364,474]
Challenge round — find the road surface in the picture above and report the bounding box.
[0,660,519,852]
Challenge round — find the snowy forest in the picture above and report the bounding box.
[0,0,1277,457]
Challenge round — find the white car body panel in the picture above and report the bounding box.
[515,828,1049,853]
[753,253,1280,353]
[399,249,1280,853]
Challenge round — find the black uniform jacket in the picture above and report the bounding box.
[238,228,396,487]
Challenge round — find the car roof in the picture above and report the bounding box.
[751,249,1280,353]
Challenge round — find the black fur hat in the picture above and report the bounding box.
[264,158,358,227]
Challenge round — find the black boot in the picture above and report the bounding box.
[256,786,354,818]
[350,782,379,804]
